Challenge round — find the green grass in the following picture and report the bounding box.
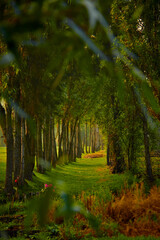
[27,157,136,198]
[0,148,139,200]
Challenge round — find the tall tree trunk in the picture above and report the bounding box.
[62,120,67,163]
[45,119,50,162]
[81,128,84,154]
[112,96,125,173]
[69,119,78,162]
[85,121,88,153]
[142,115,154,182]
[58,119,62,158]
[127,108,137,173]
[66,121,69,155]
[52,117,57,167]
[107,143,110,165]
[94,125,97,152]
[73,126,77,162]
[63,122,66,155]
[112,133,125,173]
[95,125,98,151]
[20,117,25,183]
[0,104,6,143]
[58,118,65,159]
[91,126,94,153]
[24,129,35,181]
[5,105,14,194]
[77,120,82,158]
[128,132,136,172]
[91,125,96,153]
[96,126,100,151]
[89,119,91,153]
[81,140,84,154]
[49,118,53,164]
[43,123,46,161]
[107,136,110,166]
[37,119,44,173]
[14,112,21,180]
[69,121,73,162]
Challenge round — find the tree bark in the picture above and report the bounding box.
[85,121,88,153]
[43,123,46,161]
[73,126,77,162]
[142,115,154,182]
[107,136,110,166]
[91,126,94,153]
[89,119,91,153]
[0,104,6,143]
[128,131,136,172]
[81,130,84,154]
[77,120,82,158]
[62,120,67,163]
[112,133,125,173]
[52,117,57,167]
[24,130,35,181]
[66,121,69,154]
[36,119,44,173]
[94,125,96,152]
[45,119,50,162]
[69,119,78,162]
[69,121,73,162]
[20,118,25,183]
[111,96,125,173]
[58,119,62,158]
[14,112,21,180]
[5,105,14,194]
[91,125,96,153]
[49,118,53,164]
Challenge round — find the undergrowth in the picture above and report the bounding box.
[68,183,160,239]
[25,182,160,239]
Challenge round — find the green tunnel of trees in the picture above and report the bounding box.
[0,0,160,194]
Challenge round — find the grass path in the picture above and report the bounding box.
[0,147,134,196]
[30,156,133,197]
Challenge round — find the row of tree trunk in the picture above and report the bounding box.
[106,112,154,183]
[81,121,103,154]
[0,103,103,194]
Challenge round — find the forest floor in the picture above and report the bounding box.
[0,148,160,239]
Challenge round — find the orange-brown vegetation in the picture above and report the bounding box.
[73,184,160,238]
[84,151,106,159]
[44,184,160,239]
